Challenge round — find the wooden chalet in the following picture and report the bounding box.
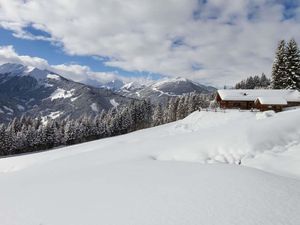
[216,89,300,112]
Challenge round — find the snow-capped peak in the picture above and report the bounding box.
[25,65,35,73]
[121,81,145,91]
[0,63,27,75]
[152,77,189,88]
[0,63,61,82]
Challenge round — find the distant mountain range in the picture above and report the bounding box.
[101,77,216,104]
[0,63,133,123]
[0,63,216,123]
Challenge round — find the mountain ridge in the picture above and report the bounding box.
[0,63,133,123]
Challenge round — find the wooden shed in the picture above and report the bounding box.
[254,97,287,112]
[216,89,300,111]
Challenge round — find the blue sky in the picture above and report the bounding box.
[0,28,162,81]
[0,0,299,85]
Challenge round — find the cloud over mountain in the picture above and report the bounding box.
[0,0,300,85]
[0,45,131,84]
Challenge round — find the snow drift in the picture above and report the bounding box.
[0,108,300,225]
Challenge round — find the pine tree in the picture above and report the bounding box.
[168,97,179,122]
[3,125,16,155]
[187,94,197,114]
[271,40,287,89]
[176,96,186,120]
[0,124,7,155]
[259,73,270,88]
[246,77,255,89]
[285,39,300,90]
[253,75,260,88]
[152,104,164,126]
[64,120,77,145]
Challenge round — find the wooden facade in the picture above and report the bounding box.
[216,92,300,112]
[254,100,284,112]
[216,93,255,110]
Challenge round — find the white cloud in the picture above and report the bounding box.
[0,45,137,84]
[0,0,300,85]
[51,64,121,83]
[0,45,49,68]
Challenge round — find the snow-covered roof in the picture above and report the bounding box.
[217,89,300,102]
[255,97,287,105]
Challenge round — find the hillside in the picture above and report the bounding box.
[0,108,300,225]
[0,63,133,122]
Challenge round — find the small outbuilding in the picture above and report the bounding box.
[216,89,300,112]
[254,97,287,112]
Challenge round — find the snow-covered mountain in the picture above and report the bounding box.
[1,108,300,225]
[101,79,126,90]
[118,77,216,104]
[0,63,133,122]
[93,77,216,104]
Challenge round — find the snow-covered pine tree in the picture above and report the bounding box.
[0,124,7,156]
[119,108,132,134]
[187,94,197,114]
[176,96,187,120]
[245,76,255,89]
[52,120,63,147]
[42,120,56,149]
[64,120,77,145]
[253,75,260,89]
[271,40,287,89]
[143,99,152,126]
[285,39,300,90]
[25,125,38,150]
[94,110,108,138]
[3,125,16,155]
[259,73,270,88]
[168,97,179,122]
[14,131,27,153]
[152,104,164,126]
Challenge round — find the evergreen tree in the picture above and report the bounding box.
[285,39,300,90]
[0,124,7,155]
[235,74,270,89]
[152,104,164,126]
[176,96,188,120]
[259,73,270,88]
[271,40,287,89]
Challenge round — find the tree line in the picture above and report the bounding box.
[235,73,270,89]
[0,93,211,156]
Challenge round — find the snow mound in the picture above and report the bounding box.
[154,109,300,178]
[256,110,276,120]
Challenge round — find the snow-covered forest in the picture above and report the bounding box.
[0,93,211,156]
[234,73,270,89]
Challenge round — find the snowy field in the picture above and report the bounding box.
[0,109,300,225]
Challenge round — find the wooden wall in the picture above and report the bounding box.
[216,93,300,112]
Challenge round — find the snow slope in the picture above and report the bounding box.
[0,109,300,225]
